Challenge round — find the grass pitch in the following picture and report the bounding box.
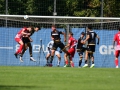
[0,66,120,90]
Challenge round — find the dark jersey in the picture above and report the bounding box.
[77,37,84,49]
[51,30,62,40]
[87,31,97,45]
[22,37,30,43]
[22,29,35,43]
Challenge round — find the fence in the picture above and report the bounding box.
[0,15,120,67]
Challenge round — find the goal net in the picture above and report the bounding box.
[0,15,119,68]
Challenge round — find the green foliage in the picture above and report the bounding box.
[0,0,5,14]
[0,0,120,17]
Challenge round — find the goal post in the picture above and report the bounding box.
[0,15,120,67]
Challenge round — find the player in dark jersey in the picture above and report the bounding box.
[49,24,68,66]
[76,32,86,67]
[19,26,40,62]
[83,25,100,68]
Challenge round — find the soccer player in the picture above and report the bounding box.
[64,32,77,67]
[14,26,33,59]
[76,32,86,67]
[19,26,40,62]
[113,27,120,68]
[83,25,100,68]
[45,40,61,67]
[49,24,68,66]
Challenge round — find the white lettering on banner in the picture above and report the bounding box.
[33,45,40,52]
[16,44,20,51]
[99,45,115,55]
[15,44,48,53]
[33,45,48,53]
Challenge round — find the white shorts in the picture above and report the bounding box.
[48,50,60,56]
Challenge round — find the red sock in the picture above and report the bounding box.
[71,62,74,67]
[65,60,68,65]
[115,59,118,66]
[16,45,23,54]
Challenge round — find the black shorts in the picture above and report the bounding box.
[52,41,65,50]
[22,37,30,43]
[76,47,86,52]
[77,47,86,56]
[87,45,95,52]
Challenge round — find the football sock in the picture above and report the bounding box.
[92,61,94,64]
[115,59,118,66]
[71,62,74,67]
[16,45,23,54]
[85,60,87,64]
[57,60,60,65]
[79,59,82,66]
[50,56,54,63]
[65,60,68,65]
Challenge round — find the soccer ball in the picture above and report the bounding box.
[24,15,29,19]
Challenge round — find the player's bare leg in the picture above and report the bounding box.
[90,53,95,68]
[64,53,69,67]
[14,40,24,60]
[19,44,28,62]
[45,53,51,66]
[56,54,61,67]
[49,49,55,66]
[83,51,88,68]
[78,55,83,68]
[70,57,74,67]
[115,57,119,68]
[28,42,36,62]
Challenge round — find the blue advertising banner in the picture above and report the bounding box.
[0,27,118,67]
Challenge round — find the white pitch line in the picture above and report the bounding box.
[0,47,13,49]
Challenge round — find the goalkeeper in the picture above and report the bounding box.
[19,26,40,62]
[45,40,61,67]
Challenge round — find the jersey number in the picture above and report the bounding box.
[91,33,95,39]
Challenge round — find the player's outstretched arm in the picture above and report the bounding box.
[96,35,100,45]
[84,35,90,43]
[113,40,115,49]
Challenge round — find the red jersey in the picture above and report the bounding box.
[15,27,29,39]
[114,32,120,45]
[114,32,120,50]
[68,36,77,48]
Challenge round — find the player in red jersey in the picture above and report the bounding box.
[113,27,120,68]
[14,26,33,59]
[64,32,77,67]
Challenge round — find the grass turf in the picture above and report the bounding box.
[0,66,120,90]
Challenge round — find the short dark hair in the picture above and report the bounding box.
[69,32,73,35]
[118,27,120,31]
[51,24,56,28]
[87,25,92,29]
[35,26,40,30]
[28,26,34,30]
[81,32,85,35]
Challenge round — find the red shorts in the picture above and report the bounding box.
[115,50,120,58]
[68,48,75,57]
[15,38,21,43]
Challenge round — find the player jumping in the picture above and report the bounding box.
[14,26,33,59]
[19,26,40,62]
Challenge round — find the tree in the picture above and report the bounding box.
[0,0,5,14]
